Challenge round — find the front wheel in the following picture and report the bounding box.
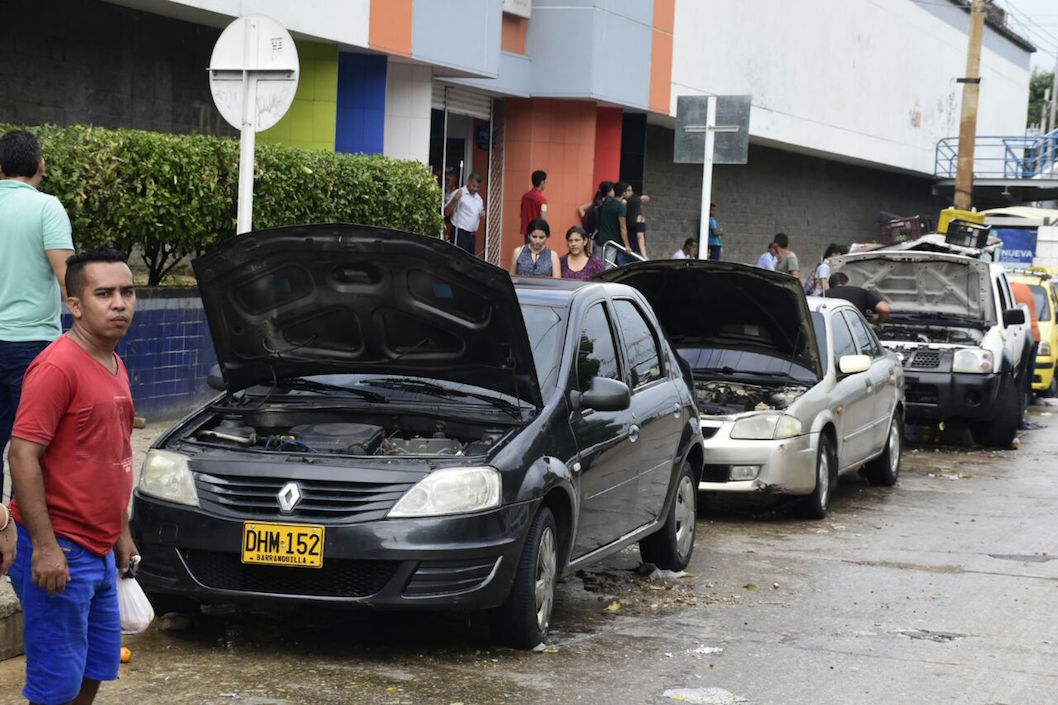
[639,462,697,571]
[489,506,558,649]
[865,410,902,486]
[796,435,833,519]
[969,377,1020,448]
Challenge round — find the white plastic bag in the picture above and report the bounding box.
[117,577,155,634]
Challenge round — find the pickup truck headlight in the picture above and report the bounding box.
[1040,341,1051,357]
[952,348,994,374]
[388,466,501,518]
[139,449,199,506]
[730,413,803,440]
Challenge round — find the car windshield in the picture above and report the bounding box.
[1030,284,1051,321]
[811,311,829,371]
[520,304,566,394]
[677,346,818,385]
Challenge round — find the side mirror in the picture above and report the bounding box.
[207,364,226,392]
[573,377,631,413]
[838,353,872,375]
[1003,308,1026,326]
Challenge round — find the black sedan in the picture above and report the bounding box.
[131,224,704,648]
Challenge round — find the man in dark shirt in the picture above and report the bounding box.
[827,272,891,324]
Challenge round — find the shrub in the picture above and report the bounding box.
[1,123,444,285]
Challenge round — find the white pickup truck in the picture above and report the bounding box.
[832,251,1031,447]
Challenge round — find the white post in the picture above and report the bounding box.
[696,95,717,260]
[236,18,259,235]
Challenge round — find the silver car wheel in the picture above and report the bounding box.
[674,474,696,560]
[816,446,830,507]
[535,526,556,632]
[888,420,900,476]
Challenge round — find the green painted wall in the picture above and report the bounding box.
[259,41,338,151]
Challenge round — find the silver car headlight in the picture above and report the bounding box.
[952,348,994,374]
[388,466,501,518]
[730,413,803,440]
[1040,341,1051,357]
[139,449,199,506]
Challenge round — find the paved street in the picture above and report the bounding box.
[2,408,1057,704]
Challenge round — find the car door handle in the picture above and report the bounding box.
[629,424,640,443]
[672,403,682,418]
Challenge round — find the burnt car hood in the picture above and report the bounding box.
[192,224,543,408]
[832,251,993,322]
[595,260,822,379]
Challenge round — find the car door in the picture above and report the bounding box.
[829,309,875,466]
[842,309,897,458]
[568,301,640,559]
[610,297,684,527]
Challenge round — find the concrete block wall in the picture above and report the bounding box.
[643,125,946,273]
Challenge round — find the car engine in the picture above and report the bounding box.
[877,324,982,346]
[695,381,806,416]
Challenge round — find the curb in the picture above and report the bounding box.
[0,580,23,661]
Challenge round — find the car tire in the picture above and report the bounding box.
[639,461,697,571]
[796,435,833,520]
[865,410,902,486]
[970,376,1020,448]
[488,506,558,649]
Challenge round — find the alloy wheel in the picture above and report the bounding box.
[674,474,696,560]
[534,526,557,632]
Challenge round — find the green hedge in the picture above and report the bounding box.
[1,124,444,285]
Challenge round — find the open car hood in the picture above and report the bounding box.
[192,224,543,408]
[595,260,822,379]
[832,251,994,322]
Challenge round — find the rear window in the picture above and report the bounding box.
[1030,285,1051,322]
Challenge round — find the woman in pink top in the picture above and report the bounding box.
[560,226,605,281]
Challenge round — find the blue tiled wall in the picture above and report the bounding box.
[63,289,217,421]
[335,52,387,155]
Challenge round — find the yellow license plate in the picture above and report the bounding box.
[241,522,325,568]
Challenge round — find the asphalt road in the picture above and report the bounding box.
[1,407,1056,705]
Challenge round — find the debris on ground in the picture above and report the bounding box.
[662,687,747,704]
[650,569,688,580]
[690,645,724,655]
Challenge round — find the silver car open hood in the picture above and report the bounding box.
[832,251,994,322]
[192,224,543,408]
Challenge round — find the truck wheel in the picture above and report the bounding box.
[970,378,1020,448]
[489,506,558,649]
[639,462,697,571]
[865,410,902,486]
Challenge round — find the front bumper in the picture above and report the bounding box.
[1032,355,1055,392]
[131,493,536,610]
[697,420,817,495]
[901,370,1000,422]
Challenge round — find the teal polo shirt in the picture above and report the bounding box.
[0,180,74,342]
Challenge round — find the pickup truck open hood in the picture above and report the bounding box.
[832,251,994,322]
[192,224,543,408]
[595,260,822,379]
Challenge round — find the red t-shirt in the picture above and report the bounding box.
[11,335,135,556]
[520,188,548,235]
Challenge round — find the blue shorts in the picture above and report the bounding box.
[9,525,120,705]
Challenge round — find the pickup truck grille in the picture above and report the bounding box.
[909,350,941,369]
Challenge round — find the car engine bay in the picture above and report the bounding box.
[188,413,512,457]
[694,380,807,416]
[876,323,982,346]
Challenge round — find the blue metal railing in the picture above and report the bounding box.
[934,129,1058,179]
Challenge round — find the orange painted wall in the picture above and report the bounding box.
[501,14,527,55]
[501,99,597,270]
[370,0,413,57]
[650,0,674,115]
[593,107,623,192]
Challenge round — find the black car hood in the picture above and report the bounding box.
[595,260,822,379]
[192,224,543,408]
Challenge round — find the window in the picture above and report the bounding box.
[996,278,1010,313]
[1030,285,1051,322]
[576,304,620,393]
[843,310,880,357]
[811,312,829,371]
[613,300,662,388]
[830,312,857,361]
[520,304,566,393]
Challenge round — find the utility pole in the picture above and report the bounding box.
[954,0,987,210]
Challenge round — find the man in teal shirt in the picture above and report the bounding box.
[0,130,74,493]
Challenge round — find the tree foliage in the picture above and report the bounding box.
[1027,68,1056,131]
[0,123,445,285]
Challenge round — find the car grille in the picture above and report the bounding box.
[195,473,415,523]
[182,549,398,598]
[906,383,939,405]
[702,464,730,482]
[700,425,721,440]
[402,558,500,597]
[909,350,941,369]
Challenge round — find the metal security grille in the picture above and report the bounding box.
[485,98,505,267]
[431,83,492,121]
[910,350,942,369]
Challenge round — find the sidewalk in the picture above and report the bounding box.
[0,421,169,659]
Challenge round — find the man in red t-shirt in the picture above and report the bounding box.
[8,246,138,705]
[519,169,548,236]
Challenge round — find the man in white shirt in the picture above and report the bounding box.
[671,238,697,259]
[756,241,779,270]
[444,173,485,255]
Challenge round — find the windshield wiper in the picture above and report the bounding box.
[276,378,388,402]
[363,378,523,417]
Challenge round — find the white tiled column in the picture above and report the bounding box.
[384,62,432,163]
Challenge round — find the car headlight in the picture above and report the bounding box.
[1040,341,1051,357]
[388,466,501,518]
[952,348,994,374]
[138,449,199,506]
[730,413,803,440]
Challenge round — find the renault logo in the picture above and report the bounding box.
[277,481,302,513]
